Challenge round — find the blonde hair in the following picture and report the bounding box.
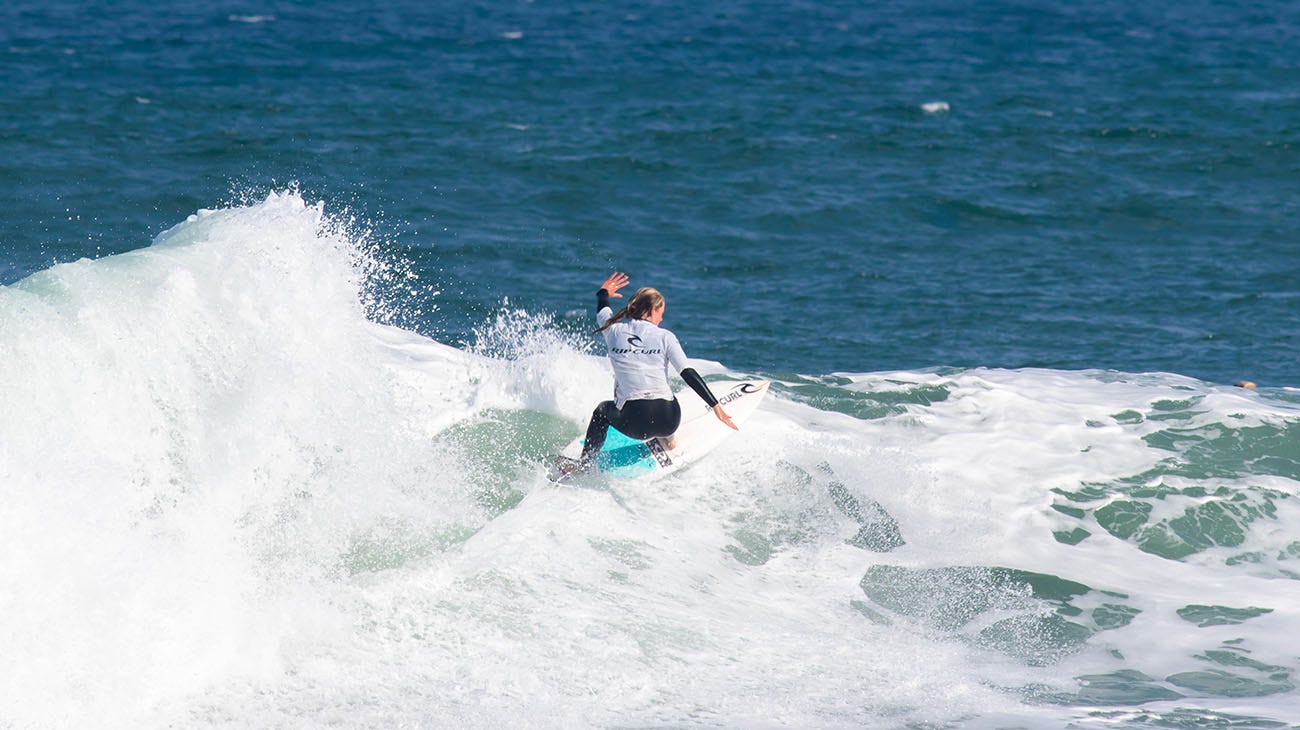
[594,287,665,334]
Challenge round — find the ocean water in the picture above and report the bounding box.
[3,2,1300,728]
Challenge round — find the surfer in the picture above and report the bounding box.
[567,271,736,474]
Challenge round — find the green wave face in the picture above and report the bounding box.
[1052,397,1300,574]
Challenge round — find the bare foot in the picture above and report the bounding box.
[550,456,587,481]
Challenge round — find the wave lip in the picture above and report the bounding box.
[0,191,478,729]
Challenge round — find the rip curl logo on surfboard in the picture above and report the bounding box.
[717,381,765,406]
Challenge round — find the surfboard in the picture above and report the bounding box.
[548,379,770,483]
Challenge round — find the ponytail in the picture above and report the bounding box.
[594,287,664,335]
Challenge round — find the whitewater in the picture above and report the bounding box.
[3,193,1300,729]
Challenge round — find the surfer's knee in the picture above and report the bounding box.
[591,400,619,427]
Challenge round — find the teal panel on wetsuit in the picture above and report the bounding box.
[593,427,658,476]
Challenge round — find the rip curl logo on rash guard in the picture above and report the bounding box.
[611,334,663,355]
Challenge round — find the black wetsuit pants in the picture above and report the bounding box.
[581,398,682,463]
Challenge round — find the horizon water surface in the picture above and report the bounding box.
[3,1,1300,728]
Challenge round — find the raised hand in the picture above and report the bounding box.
[600,271,630,298]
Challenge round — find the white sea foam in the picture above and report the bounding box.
[3,193,1298,728]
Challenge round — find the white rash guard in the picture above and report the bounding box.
[597,306,690,408]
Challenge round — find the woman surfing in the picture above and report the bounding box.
[555,272,736,478]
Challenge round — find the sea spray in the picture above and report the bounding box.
[0,192,480,728]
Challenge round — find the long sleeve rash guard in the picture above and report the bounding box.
[597,288,719,409]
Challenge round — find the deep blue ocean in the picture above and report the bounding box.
[4,0,1297,384]
[5,2,1300,729]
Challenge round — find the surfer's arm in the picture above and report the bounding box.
[681,369,738,430]
[679,368,718,407]
[597,289,613,325]
[667,334,738,430]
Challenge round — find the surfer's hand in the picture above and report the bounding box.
[601,272,629,298]
[714,404,738,430]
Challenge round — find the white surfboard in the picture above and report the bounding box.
[549,380,770,482]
